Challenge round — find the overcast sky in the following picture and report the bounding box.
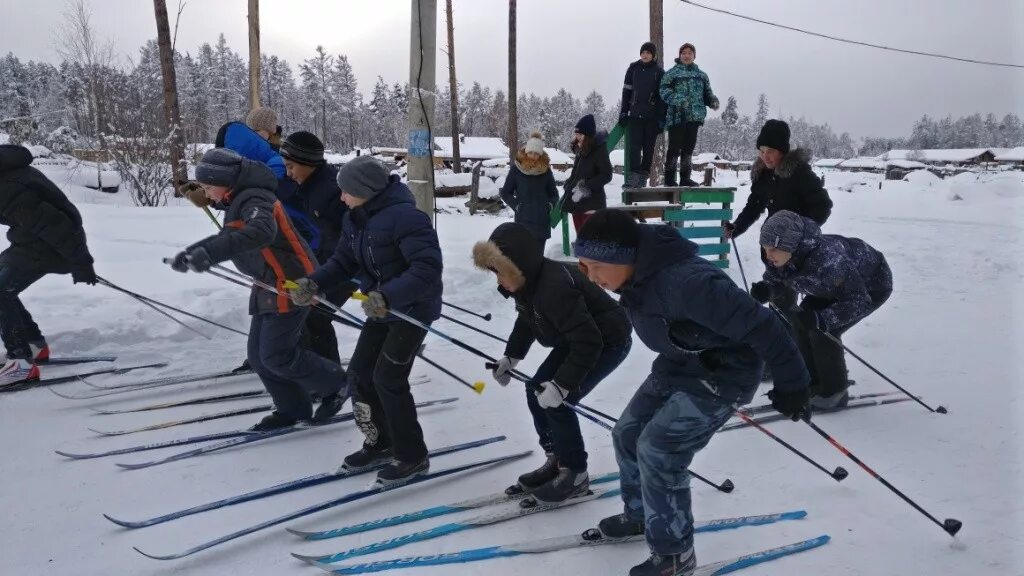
[3,0,1022,139]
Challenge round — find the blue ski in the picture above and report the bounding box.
[103,435,507,528]
[1,362,168,392]
[132,450,532,560]
[318,530,824,575]
[287,471,622,541]
[114,398,458,470]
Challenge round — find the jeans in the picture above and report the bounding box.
[0,256,47,360]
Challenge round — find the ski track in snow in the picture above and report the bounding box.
[0,165,1022,575]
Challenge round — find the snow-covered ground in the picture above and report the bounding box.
[2,163,1023,575]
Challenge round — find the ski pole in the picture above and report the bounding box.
[98,278,211,340]
[803,417,962,536]
[441,313,507,343]
[98,276,247,337]
[202,206,223,230]
[731,237,749,292]
[732,408,848,482]
[767,303,946,414]
[442,301,492,321]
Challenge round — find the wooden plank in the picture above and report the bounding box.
[712,258,730,269]
[697,243,731,256]
[664,208,734,222]
[621,189,674,205]
[678,189,735,204]
[677,226,724,239]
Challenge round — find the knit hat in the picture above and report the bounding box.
[336,156,390,200]
[759,210,806,253]
[245,107,279,135]
[640,42,657,58]
[679,42,696,55]
[524,130,545,155]
[756,119,791,154]
[574,114,597,138]
[195,148,243,187]
[281,131,326,166]
[572,209,640,264]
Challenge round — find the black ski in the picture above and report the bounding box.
[0,362,168,393]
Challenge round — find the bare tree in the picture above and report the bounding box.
[507,0,517,162]
[445,0,462,172]
[247,0,261,109]
[153,0,188,189]
[648,0,665,186]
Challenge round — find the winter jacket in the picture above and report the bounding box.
[500,150,559,240]
[620,59,666,122]
[0,145,94,273]
[311,176,443,325]
[762,216,892,332]
[659,60,718,129]
[474,223,631,391]
[189,158,317,315]
[732,148,833,237]
[617,224,809,404]
[562,132,612,214]
[290,164,348,263]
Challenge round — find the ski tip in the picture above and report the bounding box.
[114,461,149,470]
[133,546,179,560]
[290,551,330,564]
[87,427,120,436]
[782,510,809,521]
[285,527,317,538]
[472,381,486,394]
[55,450,86,459]
[102,513,140,528]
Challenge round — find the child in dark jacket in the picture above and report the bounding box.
[499,130,559,254]
[474,222,632,503]
[170,148,348,431]
[562,114,613,233]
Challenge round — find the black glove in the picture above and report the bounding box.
[170,251,190,273]
[768,387,811,422]
[749,281,772,304]
[793,307,824,332]
[186,247,213,272]
[723,222,736,239]
[72,264,98,285]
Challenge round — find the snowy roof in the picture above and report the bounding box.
[885,159,929,169]
[813,158,845,168]
[692,153,723,164]
[996,147,1024,162]
[880,149,993,163]
[433,136,509,159]
[545,147,573,165]
[838,157,886,169]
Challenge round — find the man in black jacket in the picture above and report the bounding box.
[0,145,97,386]
[474,222,632,503]
[619,42,665,189]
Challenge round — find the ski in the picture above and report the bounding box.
[89,389,267,414]
[313,522,824,575]
[81,366,254,390]
[287,471,622,541]
[115,397,458,471]
[88,403,274,436]
[50,369,255,400]
[132,450,532,560]
[41,355,117,365]
[103,436,507,529]
[0,362,168,393]
[720,396,913,433]
[56,429,252,460]
[738,391,899,418]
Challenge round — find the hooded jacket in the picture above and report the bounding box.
[732,148,833,237]
[473,223,631,390]
[0,145,93,273]
[562,132,612,214]
[188,158,317,315]
[617,224,809,403]
[499,150,559,240]
[659,60,718,129]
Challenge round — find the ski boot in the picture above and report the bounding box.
[341,442,393,472]
[531,467,589,504]
[249,411,297,432]
[506,453,559,496]
[629,547,697,576]
[598,512,645,538]
[377,457,429,485]
[810,389,850,411]
[0,358,39,387]
[312,392,347,423]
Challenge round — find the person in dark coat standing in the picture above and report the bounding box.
[280,131,353,365]
[170,148,348,431]
[562,114,613,234]
[291,156,443,485]
[659,43,719,187]
[573,209,810,576]
[0,145,97,386]
[474,222,632,503]
[619,41,665,189]
[500,130,559,254]
[751,210,893,409]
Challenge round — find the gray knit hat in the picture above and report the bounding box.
[245,107,279,135]
[195,148,243,187]
[336,156,390,199]
[759,210,806,253]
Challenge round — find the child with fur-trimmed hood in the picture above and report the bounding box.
[499,130,559,253]
[473,222,632,504]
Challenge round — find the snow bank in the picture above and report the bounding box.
[67,160,122,191]
[435,172,473,188]
[904,169,941,186]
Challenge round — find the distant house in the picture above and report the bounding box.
[880,149,996,166]
[433,135,509,164]
[813,158,844,169]
[884,159,930,180]
[836,157,887,174]
[995,147,1024,167]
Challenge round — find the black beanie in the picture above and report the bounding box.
[574,114,597,138]
[572,209,640,264]
[640,42,657,58]
[281,131,326,166]
[756,119,791,154]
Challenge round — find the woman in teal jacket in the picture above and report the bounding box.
[659,43,719,186]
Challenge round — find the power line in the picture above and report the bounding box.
[679,0,1024,69]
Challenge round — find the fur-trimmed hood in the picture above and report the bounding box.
[514,149,551,176]
[751,148,811,183]
[472,222,543,295]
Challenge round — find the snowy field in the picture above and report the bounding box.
[1,164,1022,575]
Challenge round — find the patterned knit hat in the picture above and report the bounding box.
[245,107,279,135]
[572,209,640,264]
[281,131,326,166]
[759,210,806,253]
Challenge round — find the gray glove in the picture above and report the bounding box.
[491,356,519,387]
[361,291,389,319]
[290,277,319,307]
[571,182,591,203]
[535,381,570,409]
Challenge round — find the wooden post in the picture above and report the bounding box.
[407,0,438,217]
[152,0,188,190]
[445,0,462,173]
[648,0,665,186]
[507,0,518,162]
[247,0,261,109]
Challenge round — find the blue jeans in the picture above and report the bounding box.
[612,372,734,555]
[525,340,632,471]
[0,256,47,360]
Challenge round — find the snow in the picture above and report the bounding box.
[433,137,509,160]
[903,169,941,186]
[837,157,886,170]
[880,148,993,163]
[813,159,844,169]
[886,159,930,170]
[66,159,123,190]
[434,172,473,188]
[544,147,573,166]
[692,152,722,165]
[996,147,1024,162]
[1,162,1023,575]
[609,148,625,167]
[0,132,9,144]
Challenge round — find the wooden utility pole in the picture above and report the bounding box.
[407,0,438,217]
[507,0,517,162]
[247,0,261,109]
[649,0,665,186]
[153,0,187,188]
[445,0,462,172]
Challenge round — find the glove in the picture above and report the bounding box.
[186,247,213,272]
[768,387,811,422]
[361,291,389,319]
[289,277,319,307]
[749,281,772,304]
[491,356,519,387]
[535,381,569,409]
[178,180,210,208]
[710,98,720,111]
[71,264,98,285]
[571,182,591,203]
[794,307,824,332]
[170,251,191,273]
[722,222,736,239]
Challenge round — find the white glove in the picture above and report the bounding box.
[290,277,319,307]
[535,381,569,409]
[492,356,519,387]
[571,182,590,203]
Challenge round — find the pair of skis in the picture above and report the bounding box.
[0,361,167,392]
